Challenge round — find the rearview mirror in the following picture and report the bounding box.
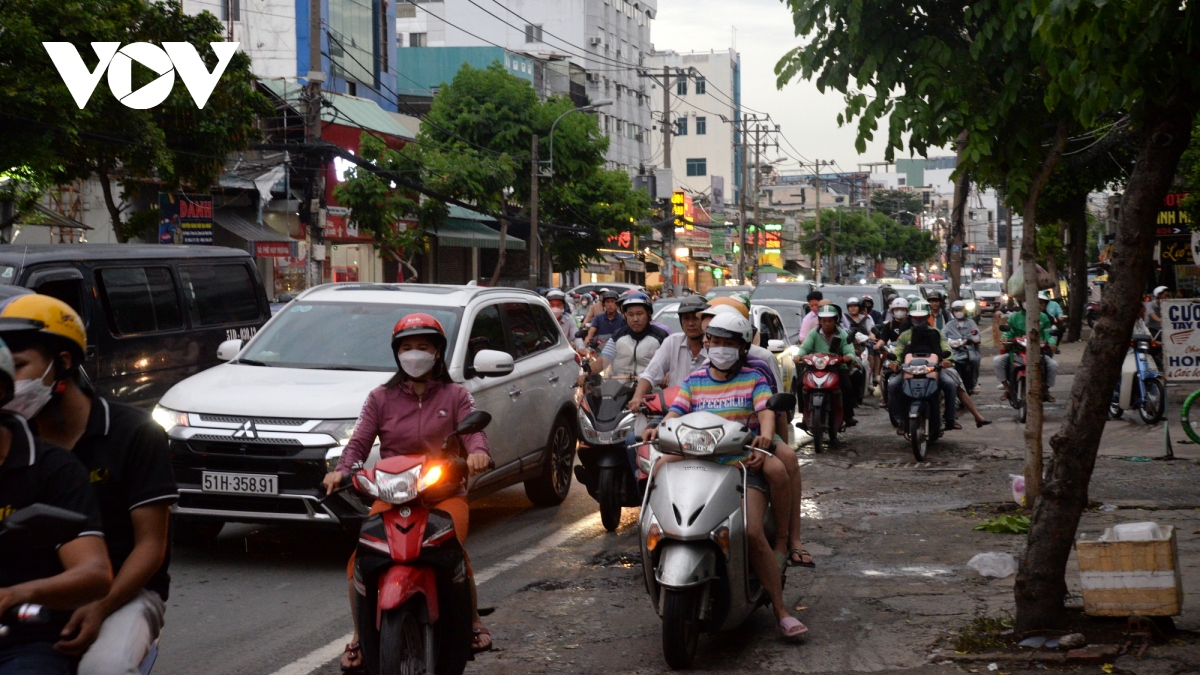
[0,504,87,548]
[454,410,492,436]
[217,339,243,361]
[767,339,787,354]
[766,393,797,413]
[574,328,590,339]
[472,349,514,377]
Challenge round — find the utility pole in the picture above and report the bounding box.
[661,67,674,294]
[305,0,325,288]
[814,162,822,284]
[739,121,748,283]
[751,124,762,269]
[530,134,539,290]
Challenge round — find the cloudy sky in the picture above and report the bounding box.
[651,0,898,173]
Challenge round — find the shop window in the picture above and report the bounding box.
[178,263,261,326]
[96,267,183,335]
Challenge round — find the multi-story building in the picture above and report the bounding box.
[646,49,741,208]
[184,0,399,113]
[394,0,655,173]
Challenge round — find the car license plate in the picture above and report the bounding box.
[201,472,278,495]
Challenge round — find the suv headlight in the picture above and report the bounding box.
[313,419,358,445]
[678,425,724,456]
[152,406,188,431]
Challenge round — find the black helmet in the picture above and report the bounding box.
[676,295,709,316]
[602,290,620,302]
[926,288,945,301]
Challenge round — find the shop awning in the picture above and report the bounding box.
[259,80,413,140]
[756,264,793,276]
[214,211,294,242]
[7,204,93,230]
[429,219,525,250]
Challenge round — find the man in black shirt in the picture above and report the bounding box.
[0,296,177,675]
[0,332,112,675]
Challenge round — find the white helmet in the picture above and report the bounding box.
[700,304,741,318]
[951,300,966,311]
[705,312,754,344]
[1153,285,1170,298]
[889,297,910,311]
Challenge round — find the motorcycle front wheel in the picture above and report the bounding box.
[380,603,431,675]
[662,588,700,670]
[1016,378,1027,424]
[810,406,824,454]
[1139,378,1166,425]
[910,410,928,462]
[598,468,622,532]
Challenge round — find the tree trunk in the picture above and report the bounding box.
[96,164,126,243]
[1065,192,1089,343]
[1014,95,1199,632]
[490,218,508,287]
[948,132,970,302]
[1021,124,1069,507]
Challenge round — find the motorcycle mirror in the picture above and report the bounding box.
[766,393,797,413]
[454,410,492,436]
[0,504,87,548]
[574,328,590,339]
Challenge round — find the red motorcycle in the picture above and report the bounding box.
[336,410,492,675]
[796,353,848,453]
[632,386,679,491]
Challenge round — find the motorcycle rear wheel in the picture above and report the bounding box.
[662,589,700,670]
[910,411,928,462]
[380,603,430,675]
[598,468,622,532]
[1109,402,1124,419]
[1139,378,1166,425]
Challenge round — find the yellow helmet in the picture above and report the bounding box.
[0,294,87,355]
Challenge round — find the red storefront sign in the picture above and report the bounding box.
[255,242,292,258]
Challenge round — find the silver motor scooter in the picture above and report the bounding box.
[639,393,796,670]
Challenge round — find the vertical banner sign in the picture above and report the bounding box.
[1162,299,1200,381]
[158,193,213,245]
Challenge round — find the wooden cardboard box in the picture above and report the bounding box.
[1076,525,1182,616]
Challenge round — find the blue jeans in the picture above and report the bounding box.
[0,642,75,675]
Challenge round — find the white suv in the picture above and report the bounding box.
[155,283,580,536]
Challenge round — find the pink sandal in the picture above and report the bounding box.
[778,616,808,637]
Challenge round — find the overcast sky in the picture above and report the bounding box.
[651,0,899,173]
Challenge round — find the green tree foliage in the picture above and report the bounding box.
[799,209,936,269]
[335,63,651,276]
[869,189,923,227]
[0,0,270,241]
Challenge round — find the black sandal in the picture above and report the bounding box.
[789,549,816,568]
[976,419,992,428]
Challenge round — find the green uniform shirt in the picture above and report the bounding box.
[797,326,858,368]
[1002,310,1057,347]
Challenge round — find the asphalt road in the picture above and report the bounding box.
[159,478,617,675]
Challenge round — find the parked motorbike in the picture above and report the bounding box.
[1085,301,1098,328]
[796,353,847,453]
[575,367,641,532]
[639,393,796,670]
[1110,334,1166,424]
[949,337,979,392]
[336,410,493,675]
[898,354,943,461]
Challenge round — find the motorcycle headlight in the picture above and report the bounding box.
[313,419,358,446]
[577,408,603,444]
[677,425,725,456]
[359,465,423,505]
[152,405,188,431]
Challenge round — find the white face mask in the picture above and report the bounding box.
[3,363,55,420]
[398,350,436,378]
[551,306,564,319]
[708,346,741,370]
[893,310,908,320]
[953,311,966,320]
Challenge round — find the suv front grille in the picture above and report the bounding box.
[188,435,302,446]
[197,414,307,426]
[178,493,310,515]
[187,438,306,457]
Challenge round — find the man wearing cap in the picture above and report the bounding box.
[0,296,177,675]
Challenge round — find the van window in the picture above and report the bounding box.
[96,267,183,334]
[178,264,260,326]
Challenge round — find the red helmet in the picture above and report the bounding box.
[391,313,447,358]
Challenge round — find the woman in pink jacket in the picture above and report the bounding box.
[322,313,493,671]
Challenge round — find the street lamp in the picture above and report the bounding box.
[546,99,613,176]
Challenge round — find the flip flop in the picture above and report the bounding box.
[976,419,993,428]
[340,643,368,674]
[789,549,816,568]
[950,422,963,430]
[472,626,493,653]
[778,616,808,637]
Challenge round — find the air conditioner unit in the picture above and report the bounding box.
[586,72,601,83]
[589,36,602,45]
